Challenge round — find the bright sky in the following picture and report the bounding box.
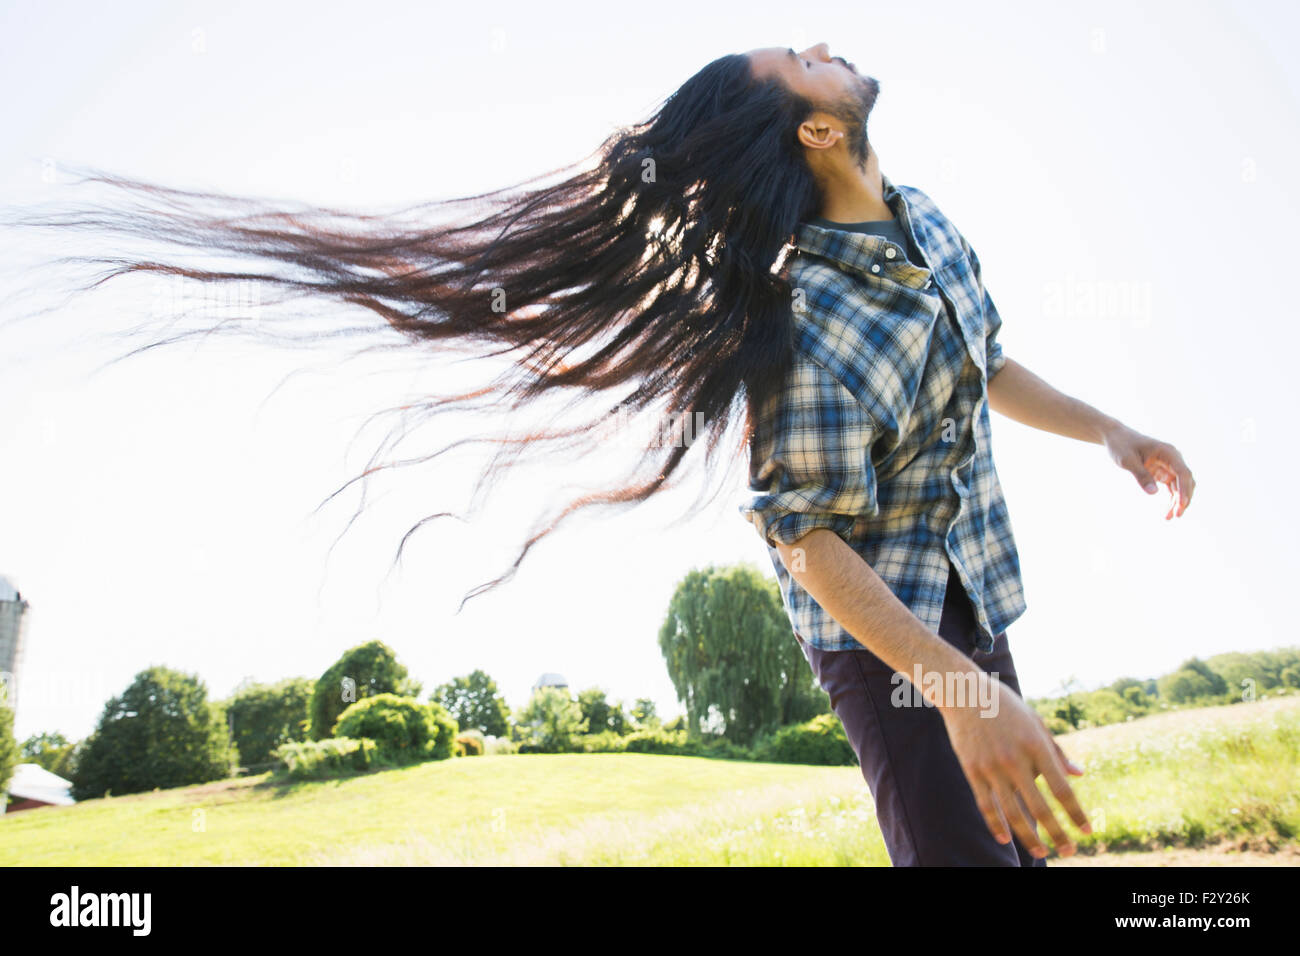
[1,0,1297,743]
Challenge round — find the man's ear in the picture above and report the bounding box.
[797,114,846,152]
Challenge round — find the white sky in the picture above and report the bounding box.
[1,0,1297,743]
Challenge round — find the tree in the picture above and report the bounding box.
[1158,668,1216,704]
[71,667,237,800]
[0,704,17,795]
[309,641,422,740]
[577,687,614,735]
[429,669,510,737]
[1052,696,1085,730]
[20,731,73,773]
[606,699,630,735]
[515,687,587,753]
[1121,685,1150,710]
[224,677,314,767]
[1176,657,1228,697]
[630,698,659,729]
[658,563,824,745]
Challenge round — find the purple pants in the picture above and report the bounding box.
[795,563,1047,867]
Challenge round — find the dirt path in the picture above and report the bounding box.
[1051,844,1300,867]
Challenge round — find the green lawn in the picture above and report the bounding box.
[3,695,1297,865]
[0,751,888,866]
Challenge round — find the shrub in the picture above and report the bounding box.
[752,713,855,766]
[573,730,629,753]
[333,693,457,765]
[427,702,459,760]
[1082,688,1134,726]
[696,735,754,761]
[1043,715,1074,736]
[309,641,422,741]
[273,737,379,779]
[623,728,701,756]
[454,733,484,757]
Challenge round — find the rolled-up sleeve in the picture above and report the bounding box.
[738,352,880,550]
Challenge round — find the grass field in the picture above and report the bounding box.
[2,696,1297,866]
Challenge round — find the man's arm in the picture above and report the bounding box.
[774,528,1090,858]
[987,355,1197,517]
[986,356,1119,444]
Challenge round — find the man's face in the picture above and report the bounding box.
[747,43,880,166]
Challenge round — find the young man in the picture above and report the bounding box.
[741,43,1195,866]
[11,42,1193,866]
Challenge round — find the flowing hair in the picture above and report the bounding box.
[1,52,824,611]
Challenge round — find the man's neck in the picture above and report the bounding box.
[816,144,893,222]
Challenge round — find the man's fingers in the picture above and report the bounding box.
[970,779,1013,845]
[1014,770,1075,855]
[1174,463,1196,513]
[1128,455,1158,494]
[1038,752,1093,833]
[1051,735,1085,776]
[991,777,1046,858]
[1033,710,1086,776]
[1144,447,1195,514]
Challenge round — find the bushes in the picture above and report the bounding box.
[332,694,458,765]
[272,710,848,771]
[752,713,856,766]
[696,736,754,761]
[624,728,699,756]
[573,730,630,754]
[454,732,484,757]
[274,738,379,779]
[309,641,422,741]
[623,729,751,759]
[563,728,708,756]
[1042,715,1074,735]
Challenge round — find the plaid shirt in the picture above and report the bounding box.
[738,173,1026,652]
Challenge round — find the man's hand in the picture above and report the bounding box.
[939,674,1092,858]
[1101,423,1196,519]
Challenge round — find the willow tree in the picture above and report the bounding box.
[658,563,825,745]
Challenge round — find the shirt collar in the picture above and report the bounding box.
[793,172,908,280]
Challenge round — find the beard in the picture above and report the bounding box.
[827,74,880,169]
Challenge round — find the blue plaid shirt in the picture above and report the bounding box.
[738,173,1026,652]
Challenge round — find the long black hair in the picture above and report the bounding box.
[2,52,825,610]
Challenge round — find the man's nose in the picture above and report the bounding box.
[799,42,831,61]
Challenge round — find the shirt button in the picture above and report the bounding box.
[871,263,881,273]
[924,279,933,288]
[885,247,896,259]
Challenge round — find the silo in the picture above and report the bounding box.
[0,575,30,712]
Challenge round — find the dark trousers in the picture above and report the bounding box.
[795,564,1046,867]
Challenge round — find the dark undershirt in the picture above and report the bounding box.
[809,215,927,269]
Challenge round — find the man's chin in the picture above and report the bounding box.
[859,75,880,106]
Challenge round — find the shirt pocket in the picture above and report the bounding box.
[933,257,990,374]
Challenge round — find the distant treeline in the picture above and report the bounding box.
[1028,647,1300,734]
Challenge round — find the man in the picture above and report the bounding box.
[740,43,1195,866]
[9,41,1193,866]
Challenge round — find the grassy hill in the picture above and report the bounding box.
[2,696,1297,866]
